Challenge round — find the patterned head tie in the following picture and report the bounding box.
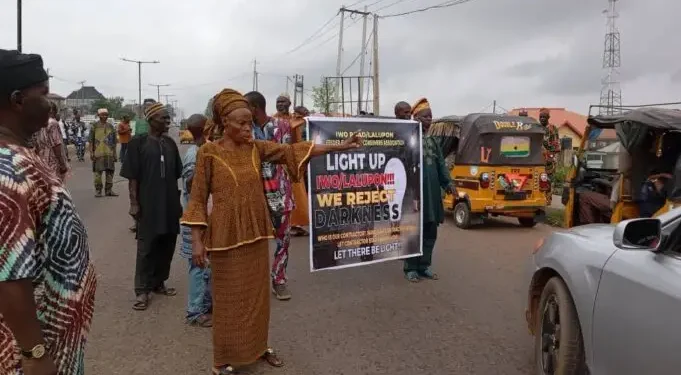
[211,88,249,124]
[411,98,430,116]
[144,102,166,121]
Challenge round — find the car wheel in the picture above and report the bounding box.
[453,202,472,229]
[519,217,538,228]
[534,277,585,375]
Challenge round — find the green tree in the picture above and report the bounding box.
[311,78,337,114]
[90,97,136,120]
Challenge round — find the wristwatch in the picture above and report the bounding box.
[21,344,46,359]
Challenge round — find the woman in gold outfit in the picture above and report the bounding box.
[181,89,361,375]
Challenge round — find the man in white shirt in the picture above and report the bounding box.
[56,112,70,162]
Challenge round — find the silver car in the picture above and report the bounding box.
[525,208,681,375]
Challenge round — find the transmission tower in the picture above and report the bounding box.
[599,0,622,115]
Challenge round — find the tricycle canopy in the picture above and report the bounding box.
[428,115,463,158]
[455,113,545,165]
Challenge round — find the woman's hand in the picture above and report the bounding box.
[192,240,208,268]
[342,131,363,150]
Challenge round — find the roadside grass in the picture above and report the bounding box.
[545,207,565,228]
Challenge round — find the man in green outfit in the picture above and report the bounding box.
[404,98,456,282]
[133,98,156,136]
[89,108,119,197]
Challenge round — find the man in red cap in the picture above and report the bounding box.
[539,108,561,205]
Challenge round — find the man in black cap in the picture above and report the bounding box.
[0,49,97,375]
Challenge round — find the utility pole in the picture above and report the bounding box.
[149,83,170,102]
[599,0,622,115]
[120,58,160,117]
[161,94,175,105]
[372,15,380,116]
[335,7,346,113]
[293,74,305,108]
[358,6,369,114]
[17,0,22,52]
[252,59,259,91]
[492,100,496,114]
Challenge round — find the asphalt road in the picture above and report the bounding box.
[66,142,555,375]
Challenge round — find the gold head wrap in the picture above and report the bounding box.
[539,107,550,116]
[211,88,249,124]
[411,98,430,116]
[203,118,215,139]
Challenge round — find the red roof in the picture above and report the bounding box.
[509,107,616,140]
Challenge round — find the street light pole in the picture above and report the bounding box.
[120,58,159,117]
[17,0,22,52]
[149,83,170,102]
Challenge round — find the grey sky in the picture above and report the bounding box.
[1,0,678,117]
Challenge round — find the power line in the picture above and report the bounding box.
[342,31,374,75]
[283,12,340,55]
[373,0,414,13]
[380,0,475,18]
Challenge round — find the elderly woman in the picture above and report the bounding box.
[181,89,361,374]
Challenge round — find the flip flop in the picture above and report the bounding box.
[405,271,420,283]
[419,269,439,280]
[261,348,284,367]
[153,285,177,296]
[132,294,149,311]
[187,314,212,328]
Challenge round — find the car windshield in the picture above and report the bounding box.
[584,128,620,170]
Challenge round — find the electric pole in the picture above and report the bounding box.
[372,15,380,116]
[358,6,369,114]
[492,100,496,114]
[161,94,175,105]
[120,58,160,117]
[149,83,170,102]
[293,74,304,108]
[252,59,259,91]
[336,7,346,113]
[17,0,22,52]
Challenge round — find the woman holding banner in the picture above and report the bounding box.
[180,88,362,375]
[404,98,456,283]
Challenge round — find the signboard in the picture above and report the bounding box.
[306,117,423,271]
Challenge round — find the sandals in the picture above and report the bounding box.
[153,285,177,296]
[187,314,212,328]
[132,293,150,311]
[405,271,420,283]
[419,269,439,280]
[212,365,244,374]
[261,348,284,367]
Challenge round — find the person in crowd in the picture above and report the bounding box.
[245,91,295,301]
[134,98,156,136]
[121,102,182,311]
[71,110,87,161]
[539,108,561,205]
[404,98,455,282]
[0,49,97,375]
[57,112,71,163]
[180,114,213,327]
[35,101,69,181]
[281,99,310,237]
[118,114,132,163]
[394,101,411,120]
[181,88,362,374]
[89,108,118,197]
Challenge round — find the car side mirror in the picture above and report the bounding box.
[613,218,662,251]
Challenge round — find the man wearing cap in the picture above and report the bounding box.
[538,108,561,205]
[121,102,182,311]
[404,98,456,283]
[0,49,97,375]
[89,107,118,197]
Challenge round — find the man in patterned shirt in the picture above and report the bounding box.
[0,49,96,375]
[539,108,561,205]
[245,91,295,301]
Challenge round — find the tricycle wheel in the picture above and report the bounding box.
[518,217,538,228]
[534,277,585,375]
[453,202,472,229]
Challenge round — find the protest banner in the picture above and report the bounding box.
[306,117,423,271]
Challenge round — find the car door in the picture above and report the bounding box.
[591,218,681,375]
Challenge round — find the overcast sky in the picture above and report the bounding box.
[1,0,679,117]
